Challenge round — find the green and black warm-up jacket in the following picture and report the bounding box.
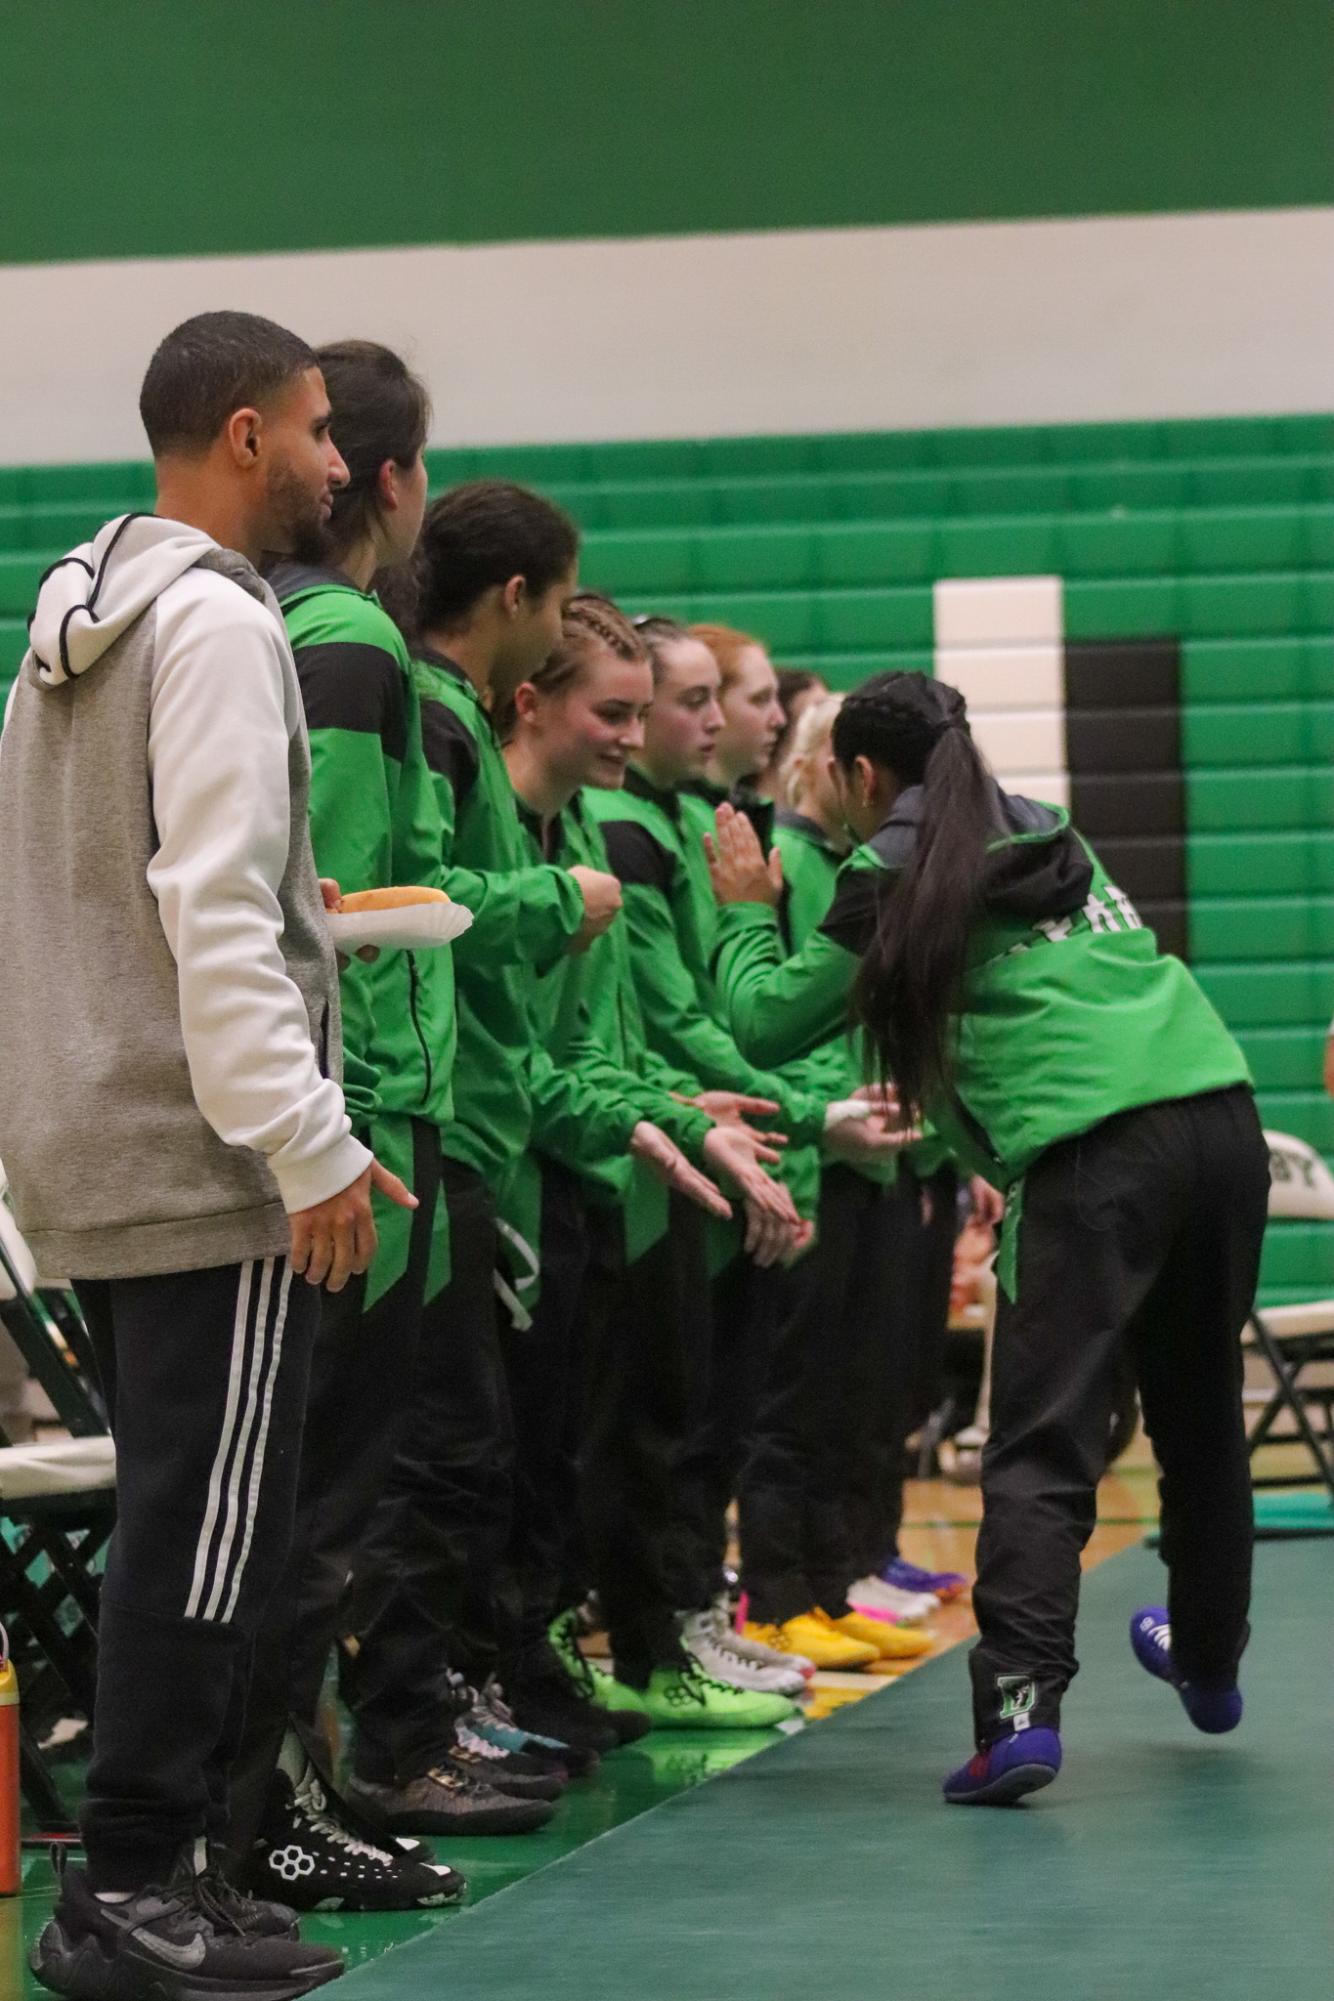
[273,564,456,1301]
[508,788,716,1267]
[586,768,831,1246]
[412,644,603,1193]
[714,785,1251,1196]
[772,808,900,1189]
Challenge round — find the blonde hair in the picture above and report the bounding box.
[781,694,843,807]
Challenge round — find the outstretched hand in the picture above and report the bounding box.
[630,1122,732,1221]
[704,803,783,907]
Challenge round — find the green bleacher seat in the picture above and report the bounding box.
[0,554,45,618]
[1192,896,1334,963]
[1236,1026,1330,1091]
[1194,962,1323,1028]
[1183,636,1333,702]
[2,410,1330,1206]
[1189,832,1334,897]
[1190,765,1334,832]
[1260,1216,1334,1289]
[692,526,816,593]
[1184,702,1334,768]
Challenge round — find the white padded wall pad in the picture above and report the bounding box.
[933,578,1062,650]
[933,577,1068,803]
[944,648,1064,713]
[962,709,1065,776]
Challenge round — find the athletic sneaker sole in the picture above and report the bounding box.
[355,1796,554,1837]
[944,1761,1058,1807]
[306,1878,464,1914]
[31,1920,345,1999]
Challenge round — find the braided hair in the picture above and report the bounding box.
[831,671,998,1118]
[494,591,646,740]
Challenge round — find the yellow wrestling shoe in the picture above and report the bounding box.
[827,1609,933,1662]
[744,1611,879,1671]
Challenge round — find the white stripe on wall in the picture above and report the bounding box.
[934,577,1069,808]
[1,207,1331,465]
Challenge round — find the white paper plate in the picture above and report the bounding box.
[326,901,475,953]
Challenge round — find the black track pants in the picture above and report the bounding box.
[741,1170,915,1622]
[75,1258,317,1890]
[498,1161,593,1662]
[223,1120,440,1860]
[344,1157,514,1782]
[969,1086,1268,1745]
[580,1200,710,1683]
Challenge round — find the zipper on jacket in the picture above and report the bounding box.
[406,953,434,1103]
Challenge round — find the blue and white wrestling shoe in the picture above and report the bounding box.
[1130,1608,1243,1734]
[942,1727,1062,1805]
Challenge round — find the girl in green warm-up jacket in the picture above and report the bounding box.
[498,594,803,1733]
[237,339,459,1910]
[706,669,1269,1807]
[586,621,903,1696]
[735,694,934,1669]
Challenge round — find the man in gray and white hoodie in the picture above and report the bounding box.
[0,311,413,2000]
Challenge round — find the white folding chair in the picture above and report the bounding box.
[1244,1132,1334,1501]
[0,1163,114,1827]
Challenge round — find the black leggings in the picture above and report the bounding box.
[739,1169,916,1621]
[970,1086,1269,1744]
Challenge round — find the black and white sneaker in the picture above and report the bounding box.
[345,1763,555,1836]
[250,1767,466,1914]
[30,1850,344,1999]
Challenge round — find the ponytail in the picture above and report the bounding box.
[831,673,998,1118]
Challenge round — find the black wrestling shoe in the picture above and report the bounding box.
[249,1766,466,1913]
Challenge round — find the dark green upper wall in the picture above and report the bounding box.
[4,0,1331,265]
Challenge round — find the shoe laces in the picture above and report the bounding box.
[426,1763,487,1797]
[549,1613,596,1699]
[676,1657,738,1705]
[694,1616,758,1674]
[296,1775,396,1864]
[456,1722,507,1764]
[194,1868,275,1935]
[478,1677,516,1727]
[442,1667,481,1716]
[181,1869,248,1939]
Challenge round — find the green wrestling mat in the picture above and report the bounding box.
[1252,1490,1334,1536]
[1146,1489,1334,1543]
[341,1540,1333,2001]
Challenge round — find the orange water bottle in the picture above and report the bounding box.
[0,1624,18,1895]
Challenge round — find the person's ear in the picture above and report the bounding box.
[500,574,526,620]
[854,754,875,806]
[512,680,541,725]
[224,406,263,471]
[377,459,398,514]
